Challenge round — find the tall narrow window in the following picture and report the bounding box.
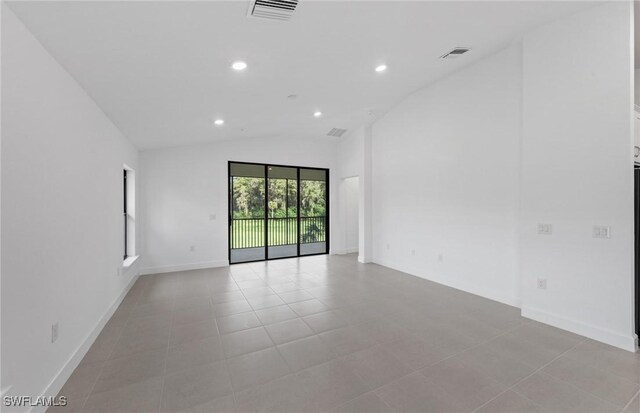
[123,166,136,261]
[123,169,128,260]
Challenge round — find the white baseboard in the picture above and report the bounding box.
[373,257,521,308]
[32,271,140,413]
[141,260,229,275]
[522,306,638,352]
[374,257,637,353]
[331,248,359,255]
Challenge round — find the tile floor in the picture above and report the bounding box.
[50,254,640,413]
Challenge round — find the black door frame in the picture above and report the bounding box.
[228,161,330,264]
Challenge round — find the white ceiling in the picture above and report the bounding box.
[8,1,595,150]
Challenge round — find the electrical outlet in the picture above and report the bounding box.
[593,226,611,239]
[411,249,416,256]
[51,323,59,343]
[537,278,547,290]
[538,223,552,235]
[209,214,216,221]
[386,244,390,250]
[190,245,195,252]
[438,254,443,262]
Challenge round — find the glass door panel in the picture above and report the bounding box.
[229,163,266,263]
[267,166,299,259]
[229,162,329,263]
[299,168,328,256]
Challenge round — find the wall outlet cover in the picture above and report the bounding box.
[537,223,552,235]
[537,278,547,290]
[593,226,611,239]
[51,323,59,343]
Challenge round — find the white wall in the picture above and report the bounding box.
[140,136,338,274]
[343,177,359,253]
[635,71,640,153]
[337,126,364,179]
[349,3,636,351]
[335,125,374,261]
[370,44,522,306]
[634,69,640,105]
[1,6,140,409]
[635,111,640,155]
[631,68,638,156]
[520,2,636,351]
[335,127,362,256]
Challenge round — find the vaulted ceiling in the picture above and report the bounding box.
[8,1,595,149]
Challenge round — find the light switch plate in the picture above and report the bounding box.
[537,223,552,235]
[51,323,59,343]
[593,226,611,239]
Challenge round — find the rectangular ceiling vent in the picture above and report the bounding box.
[327,128,348,137]
[440,47,471,59]
[248,0,299,21]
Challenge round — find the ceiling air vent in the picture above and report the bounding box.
[248,0,299,21]
[327,128,348,137]
[440,47,471,59]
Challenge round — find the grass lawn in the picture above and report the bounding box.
[231,217,325,249]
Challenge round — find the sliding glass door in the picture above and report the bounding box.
[267,166,298,259]
[229,163,266,263]
[300,168,328,256]
[229,162,329,264]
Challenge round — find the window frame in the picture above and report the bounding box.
[123,165,136,263]
[123,169,128,260]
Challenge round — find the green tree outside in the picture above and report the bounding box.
[231,177,326,248]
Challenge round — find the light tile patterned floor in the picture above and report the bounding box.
[50,254,640,413]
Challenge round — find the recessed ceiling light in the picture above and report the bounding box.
[214,119,224,126]
[375,64,387,72]
[231,61,247,71]
[313,111,323,118]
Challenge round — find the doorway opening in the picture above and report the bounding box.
[228,161,329,264]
